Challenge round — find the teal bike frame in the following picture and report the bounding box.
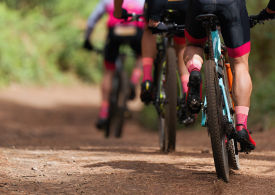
[201,29,232,127]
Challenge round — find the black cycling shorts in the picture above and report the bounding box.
[104,27,142,70]
[185,0,250,58]
[144,0,189,38]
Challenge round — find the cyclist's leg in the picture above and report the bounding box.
[142,24,156,82]
[140,2,157,102]
[174,39,189,94]
[183,0,209,113]
[99,28,120,121]
[174,36,189,93]
[128,28,143,100]
[218,0,255,150]
[129,28,143,86]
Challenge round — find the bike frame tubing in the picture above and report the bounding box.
[201,29,232,127]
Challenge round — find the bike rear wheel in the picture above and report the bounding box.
[155,50,166,151]
[164,47,177,152]
[106,70,128,138]
[205,60,229,182]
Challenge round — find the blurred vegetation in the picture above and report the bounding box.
[0,0,274,130]
[0,0,106,86]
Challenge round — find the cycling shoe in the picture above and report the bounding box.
[236,124,256,153]
[129,82,136,100]
[186,69,202,114]
[140,80,154,104]
[180,94,196,127]
[148,22,168,34]
[96,118,108,130]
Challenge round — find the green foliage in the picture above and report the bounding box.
[0,0,105,86]
[246,1,275,129]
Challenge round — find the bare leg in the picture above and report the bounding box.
[174,42,189,94]
[183,40,204,65]
[174,42,188,76]
[101,69,114,102]
[230,53,251,107]
[140,24,156,102]
[142,25,156,59]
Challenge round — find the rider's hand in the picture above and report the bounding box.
[258,8,275,21]
[148,22,168,34]
[114,8,128,20]
[83,39,93,51]
[120,8,129,20]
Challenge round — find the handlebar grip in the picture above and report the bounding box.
[250,15,258,21]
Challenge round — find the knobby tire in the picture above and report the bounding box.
[164,47,177,152]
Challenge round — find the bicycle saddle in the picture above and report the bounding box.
[195,14,219,23]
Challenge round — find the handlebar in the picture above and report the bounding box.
[249,14,262,28]
[167,24,185,32]
[124,13,144,22]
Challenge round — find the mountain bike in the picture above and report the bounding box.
[93,13,143,138]
[197,14,266,182]
[150,10,195,152]
[91,48,130,138]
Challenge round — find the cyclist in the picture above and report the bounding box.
[83,0,145,129]
[143,0,275,152]
[114,0,194,124]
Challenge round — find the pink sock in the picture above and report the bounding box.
[142,58,154,82]
[235,106,249,128]
[99,101,109,119]
[186,59,202,73]
[131,68,142,85]
[181,74,189,94]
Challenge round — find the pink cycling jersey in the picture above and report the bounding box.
[85,0,144,39]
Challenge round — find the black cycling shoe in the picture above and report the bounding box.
[186,69,202,114]
[180,94,196,127]
[96,118,108,130]
[236,124,256,153]
[128,82,136,100]
[140,80,154,104]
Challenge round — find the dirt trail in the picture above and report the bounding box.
[0,85,274,194]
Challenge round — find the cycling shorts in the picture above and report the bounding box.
[104,27,142,70]
[144,0,189,39]
[185,0,250,58]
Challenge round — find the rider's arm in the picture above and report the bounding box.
[258,0,275,21]
[84,0,109,40]
[150,0,168,22]
[267,0,275,12]
[113,0,124,19]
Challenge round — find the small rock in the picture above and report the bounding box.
[67,173,72,176]
[32,167,38,171]
[12,146,16,149]
[201,148,210,153]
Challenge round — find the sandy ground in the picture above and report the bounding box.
[0,85,274,194]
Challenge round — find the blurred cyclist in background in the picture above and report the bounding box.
[114,0,195,125]
[83,0,145,129]
[141,0,190,104]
